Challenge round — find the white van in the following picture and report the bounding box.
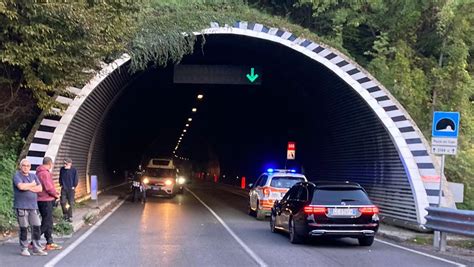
[142,158,178,197]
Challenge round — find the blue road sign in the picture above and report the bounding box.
[432,111,460,138]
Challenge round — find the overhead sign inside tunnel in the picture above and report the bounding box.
[173,64,262,85]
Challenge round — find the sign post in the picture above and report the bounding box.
[431,111,460,251]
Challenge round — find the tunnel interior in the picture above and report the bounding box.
[83,34,417,223]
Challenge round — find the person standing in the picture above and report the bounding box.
[12,159,48,256]
[36,157,62,250]
[59,158,78,222]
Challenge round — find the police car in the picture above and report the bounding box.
[248,169,307,220]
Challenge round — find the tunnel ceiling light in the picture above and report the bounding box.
[197,94,203,100]
[192,108,197,112]
[185,124,189,127]
[188,118,192,122]
[183,129,187,132]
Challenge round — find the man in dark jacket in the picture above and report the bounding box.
[36,156,62,251]
[59,158,78,222]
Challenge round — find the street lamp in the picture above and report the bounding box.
[188,118,192,122]
[185,124,189,127]
[192,108,197,112]
[197,94,203,100]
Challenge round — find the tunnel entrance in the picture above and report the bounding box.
[24,23,441,229]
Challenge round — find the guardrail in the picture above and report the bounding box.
[425,207,474,251]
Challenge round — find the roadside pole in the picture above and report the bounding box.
[431,111,460,252]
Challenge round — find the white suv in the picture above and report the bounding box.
[248,169,307,220]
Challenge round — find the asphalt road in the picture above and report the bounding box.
[1,182,470,267]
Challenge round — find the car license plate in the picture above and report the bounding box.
[152,186,160,191]
[329,208,356,216]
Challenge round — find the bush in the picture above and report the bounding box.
[0,134,23,231]
[53,219,73,236]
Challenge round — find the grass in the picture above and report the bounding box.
[410,235,474,250]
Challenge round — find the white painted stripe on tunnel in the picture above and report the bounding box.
[361,80,378,89]
[350,72,366,81]
[238,21,248,29]
[34,131,53,140]
[423,182,441,190]
[394,120,413,128]
[401,131,420,140]
[254,24,263,32]
[186,188,268,267]
[428,196,440,204]
[408,143,428,151]
[386,109,405,118]
[330,56,344,64]
[281,31,292,39]
[378,100,395,108]
[268,27,279,35]
[66,86,82,95]
[306,42,319,51]
[419,168,438,176]
[40,119,59,128]
[44,199,126,267]
[29,143,48,152]
[317,49,332,57]
[369,90,387,98]
[375,239,466,267]
[26,156,43,165]
[413,156,434,163]
[340,63,356,72]
[56,95,73,105]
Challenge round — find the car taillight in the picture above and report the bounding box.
[263,187,271,197]
[359,206,379,215]
[304,206,327,215]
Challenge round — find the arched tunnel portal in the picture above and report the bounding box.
[23,22,447,229]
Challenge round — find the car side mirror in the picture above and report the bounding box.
[248,183,253,188]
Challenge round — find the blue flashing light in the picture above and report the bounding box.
[290,169,296,173]
[267,168,274,173]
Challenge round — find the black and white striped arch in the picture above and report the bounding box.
[25,22,441,225]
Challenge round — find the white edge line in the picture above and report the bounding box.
[44,199,126,267]
[186,188,268,267]
[375,238,466,267]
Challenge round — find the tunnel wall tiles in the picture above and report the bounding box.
[232,21,439,207]
[23,22,441,226]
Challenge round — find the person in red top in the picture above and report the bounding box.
[36,157,62,251]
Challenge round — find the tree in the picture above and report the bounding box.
[0,0,141,134]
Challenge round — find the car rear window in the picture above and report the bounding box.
[311,188,372,205]
[270,176,305,188]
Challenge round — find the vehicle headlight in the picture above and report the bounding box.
[143,178,149,184]
[165,180,173,186]
[177,177,186,185]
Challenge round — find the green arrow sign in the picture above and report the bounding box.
[246,68,259,83]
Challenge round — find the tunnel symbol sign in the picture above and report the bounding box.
[432,112,460,138]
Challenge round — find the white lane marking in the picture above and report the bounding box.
[187,188,268,267]
[375,238,466,267]
[44,199,126,267]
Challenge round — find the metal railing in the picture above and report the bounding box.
[425,207,474,251]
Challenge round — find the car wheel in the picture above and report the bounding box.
[270,213,278,233]
[247,200,256,216]
[358,236,375,246]
[289,218,303,244]
[256,203,265,220]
